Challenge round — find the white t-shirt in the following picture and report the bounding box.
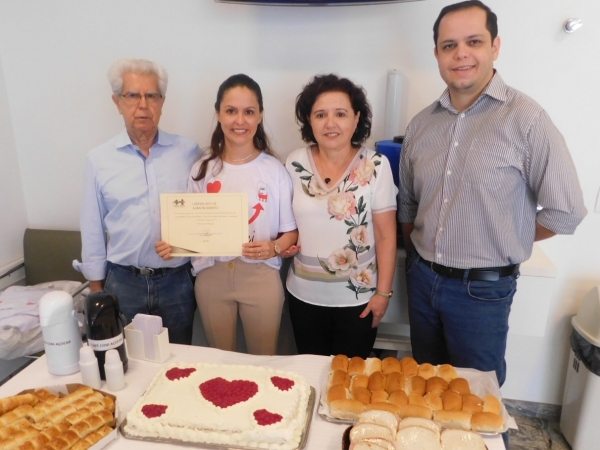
[188,152,296,275]
[285,146,398,307]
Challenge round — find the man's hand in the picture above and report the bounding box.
[89,280,103,292]
[535,222,557,241]
[155,241,174,260]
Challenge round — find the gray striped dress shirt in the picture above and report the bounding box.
[399,73,586,269]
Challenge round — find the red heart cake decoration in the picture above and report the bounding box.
[271,376,294,391]
[142,404,168,418]
[207,181,221,193]
[200,377,258,408]
[166,367,196,381]
[254,409,283,426]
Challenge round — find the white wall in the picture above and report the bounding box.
[0,0,598,403]
[0,55,28,269]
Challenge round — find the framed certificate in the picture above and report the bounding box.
[160,193,249,257]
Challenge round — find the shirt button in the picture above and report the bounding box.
[439,227,444,232]
[460,113,465,118]
[454,142,458,147]
[444,198,448,203]
[437,253,442,258]
[228,262,234,269]
[447,170,452,175]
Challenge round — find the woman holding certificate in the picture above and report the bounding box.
[156,74,298,355]
[284,74,397,359]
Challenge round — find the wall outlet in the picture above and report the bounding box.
[596,186,600,213]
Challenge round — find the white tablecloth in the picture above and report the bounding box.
[0,345,506,449]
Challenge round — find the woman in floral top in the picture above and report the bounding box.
[284,74,398,358]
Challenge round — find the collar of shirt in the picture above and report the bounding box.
[114,129,175,154]
[437,71,508,114]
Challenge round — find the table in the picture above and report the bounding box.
[0,345,506,449]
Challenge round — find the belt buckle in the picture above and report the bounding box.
[140,268,154,276]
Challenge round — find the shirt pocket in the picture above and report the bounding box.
[463,140,522,187]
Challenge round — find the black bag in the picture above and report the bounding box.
[570,329,600,376]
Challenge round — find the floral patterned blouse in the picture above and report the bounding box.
[285,146,397,307]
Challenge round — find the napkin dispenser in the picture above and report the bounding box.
[124,314,170,363]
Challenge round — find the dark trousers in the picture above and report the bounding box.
[405,251,517,386]
[104,261,196,345]
[288,293,377,358]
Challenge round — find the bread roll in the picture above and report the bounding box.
[368,372,387,392]
[352,375,370,391]
[417,363,437,380]
[352,387,372,405]
[471,412,504,433]
[364,402,401,415]
[33,389,54,403]
[381,357,401,375]
[408,376,426,396]
[437,364,457,383]
[0,394,37,415]
[461,394,483,414]
[366,358,382,375]
[424,392,443,411]
[387,390,408,407]
[441,390,463,411]
[448,378,470,395]
[330,369,351,389]
[0,405,33,427]
[426,377,448,395]
[408,394,428,407]
[482,394,502,415]
[350,439,394,450]
[331,354,349,372]
[384,372,404,394]
[399,357,418,377]
[349,357,366,376]
[397,417,442,439]
[396,426,441,450]
[398,404,432,420]
[349,422,394,442]
[370,390,389,404]
[440,429,486,450]
[327,385,347,404]
[329,399,365,421]
[433,410,472,430]
[100,396,115,414]
[358,409,399,433]
[0,418,31,439]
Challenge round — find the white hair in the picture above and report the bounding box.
[107,58,168,96]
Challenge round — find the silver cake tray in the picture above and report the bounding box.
[120,386,316,449]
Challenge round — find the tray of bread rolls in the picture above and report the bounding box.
[319,355,509,435]
[0,384,117,450]
[342,410,489,450]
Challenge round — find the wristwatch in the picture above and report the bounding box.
[376,290,394,298]
[271,241,281,255]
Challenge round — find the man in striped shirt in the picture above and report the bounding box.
[398,0,586,387]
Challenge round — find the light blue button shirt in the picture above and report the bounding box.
[73,129,200,281]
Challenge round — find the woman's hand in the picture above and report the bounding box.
[279,245,300,258]
[360,293,390,328]
[242,241,273,260]
[155,241,174,261]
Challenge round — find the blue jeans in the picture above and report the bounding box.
[405,251,517,386]
[104,261,196,345]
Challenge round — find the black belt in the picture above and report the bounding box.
[112,263,188,277]
[419,257,519,281]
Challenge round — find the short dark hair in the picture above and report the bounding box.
[433,1,498,46]
[295,74,372,148]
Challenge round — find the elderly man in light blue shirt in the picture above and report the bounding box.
[74,58,200,344]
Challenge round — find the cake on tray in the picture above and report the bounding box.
[124,362,311,449]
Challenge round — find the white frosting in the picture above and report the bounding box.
[124,362,311,449]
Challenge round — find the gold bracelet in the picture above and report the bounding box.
[376,290,393,298]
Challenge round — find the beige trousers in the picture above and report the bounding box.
[194,259,284,355]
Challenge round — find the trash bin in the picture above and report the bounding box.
[560,286,600,450]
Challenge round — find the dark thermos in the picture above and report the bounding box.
[83,291,128,379]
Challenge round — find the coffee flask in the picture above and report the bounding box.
[84,291,128,379]
[39,291,82,375]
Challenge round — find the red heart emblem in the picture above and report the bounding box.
[200,377,258,408]
[166,367,196,381]
[271,376,294,391]
[207,181,221,193]
[254,409,283,426]
[142,404,168,418]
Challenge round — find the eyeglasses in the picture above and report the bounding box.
[119,92,163,105]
